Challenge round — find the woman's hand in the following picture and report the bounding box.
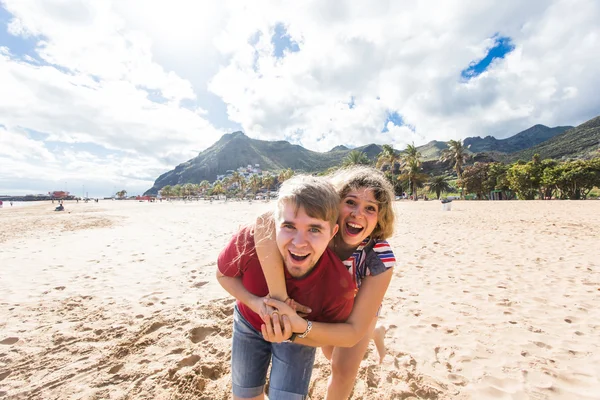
[264,298,308,334]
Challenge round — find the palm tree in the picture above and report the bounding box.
[402,142,421,165]
[191,183,201,197]
[116,190,127,199]
[182,183,194,198]
[211,182,224,197]
[376,144,400,182]
[172,184,182,199]
[231,171,242,189]
[199,180,210,196]
[426,175,453,199]
[440,139,469,198]
[262,173,275,192]
[222,176,231,193]
[238,175,248,199]
[277,168,294,186]
[398,158,429,199]
[159,185,172,199]
[249,174,262,196]
[343,150,370,167]
[440,139,469,180]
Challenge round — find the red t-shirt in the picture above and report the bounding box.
[218,226,355,331]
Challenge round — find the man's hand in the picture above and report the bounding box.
[261,313,293,343]
[264,298,308,334]
[285,298,311,318]
[256,296,311,322]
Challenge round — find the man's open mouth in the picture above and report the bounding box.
[289,250,309,261]
[345,222,364,235]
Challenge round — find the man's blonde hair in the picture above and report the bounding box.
[276,175,340,232]
[327,166,395,239]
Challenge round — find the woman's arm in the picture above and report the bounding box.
[264,267,393,347]
[255,212,288,301]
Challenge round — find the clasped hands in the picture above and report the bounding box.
[256,296,310,343]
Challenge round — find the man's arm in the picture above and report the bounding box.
[216,228,265,314]
[215,268,263,314]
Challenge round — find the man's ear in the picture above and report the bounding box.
[330,223,339,239]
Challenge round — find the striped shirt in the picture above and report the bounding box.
[342,238,396,289]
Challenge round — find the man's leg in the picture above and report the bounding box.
[268,342,316,400]
[232,306,272,399]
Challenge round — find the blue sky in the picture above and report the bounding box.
[1,0,599,197]
[272,23,300,58]
[461,36,516,79]
[0,7,37,58]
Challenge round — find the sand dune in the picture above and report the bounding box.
[1,199,599,399]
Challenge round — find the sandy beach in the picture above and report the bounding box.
[1,199,599,399]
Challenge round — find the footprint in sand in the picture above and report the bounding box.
[448,373,468,386]
[0,370,11,381]
[144,321,167,335]
[177,355,200,368]
[192,281,208,288]
[108,364,124,374]
[188,326,217,343]
[0,337,19,345]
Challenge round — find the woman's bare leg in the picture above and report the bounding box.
[371,324,386,364]
[324,317,378,400]
[322,345,334,361]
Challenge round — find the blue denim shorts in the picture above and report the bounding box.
[231,305,316,399]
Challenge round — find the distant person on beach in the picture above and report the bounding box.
[217,175,355,399]
[256,166,397,400]
[54,203,64,211]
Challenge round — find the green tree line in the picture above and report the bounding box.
[157,140,600,201]
[342,141,600,200]
[158,168,294,199]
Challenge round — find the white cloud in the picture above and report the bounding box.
[209,0,600,147]
[0,126,55,161]
[0,0,226,195]
[1,0,599,196]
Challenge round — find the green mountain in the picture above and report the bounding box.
[510,116,600,161]
[464,125,572,153]
[144,132,384,195]
[417,125,571,161]
[144,116,598,195]
[416,140,450,161]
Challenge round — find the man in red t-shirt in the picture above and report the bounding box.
[217,175,354,400]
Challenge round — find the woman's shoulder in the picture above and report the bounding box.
[364,238,396,272]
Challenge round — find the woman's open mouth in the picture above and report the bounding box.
[345,222,364,236]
